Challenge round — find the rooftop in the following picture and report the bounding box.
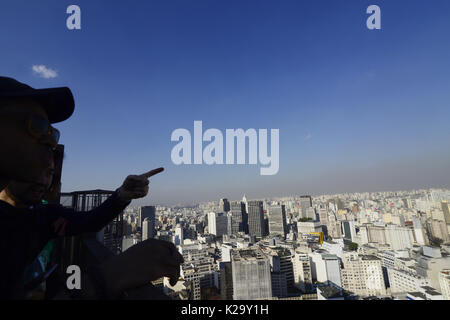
[231,248,266,262]
[361,255,380,261]
[318,286,343,299]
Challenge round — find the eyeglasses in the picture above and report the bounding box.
[0,106,60,143]
[27,114,60,143]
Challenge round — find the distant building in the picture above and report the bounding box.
[219,198,230,213]
[174,224,184,246]
[142,218,153,241]
[299,195,312,218]
[139,206,156,235]
[230,201,247,234]
[341,220,356,242]
[219,262,233,300]
[412,216,427,246]
[208,212,228,237]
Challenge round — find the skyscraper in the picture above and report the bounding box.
[299,195,312,218]
[412,216,426,245]
[230,201,248,234]
[247,200,265,238]
[219,262,233,300]
[219,198,231,212]
[268,205,287,238]
[142,218,152,241]
[208,212,228,237]
[242,194,248,213]
[139,206,156,234]
[174,224,184,246]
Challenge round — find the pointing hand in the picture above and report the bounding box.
[117,167,164,202]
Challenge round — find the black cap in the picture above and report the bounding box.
[0,76,75,124]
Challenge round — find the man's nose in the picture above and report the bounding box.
[38,133,58,149]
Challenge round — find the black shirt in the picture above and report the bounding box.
[0,191,130,299]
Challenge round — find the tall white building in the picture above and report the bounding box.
[384,225,414,250]
[221,243,233,263]
[341,252,386,297]
[139,206,155,239]
[268,205,287,238]
[387,268,431,294]
[142,218,151,241]
[309,252,342,289]
[208,212,228,237]
[231,248,272,300]
[292,252,312,292]
[174,224,184,246]
[357,226,370,245]
[412,216,426,245]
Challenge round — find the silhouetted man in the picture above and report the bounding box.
[0,77,183,299]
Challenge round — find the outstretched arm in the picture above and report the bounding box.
[45,168,164,237]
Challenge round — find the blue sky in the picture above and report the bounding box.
[1,0,450,205]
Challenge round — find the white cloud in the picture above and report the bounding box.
[32,65,58,79]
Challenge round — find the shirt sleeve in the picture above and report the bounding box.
[44,191,131,238]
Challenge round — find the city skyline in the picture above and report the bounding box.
[119,183,450,300]
[130,186,450,208]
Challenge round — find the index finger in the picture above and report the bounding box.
[139,167,164,179]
